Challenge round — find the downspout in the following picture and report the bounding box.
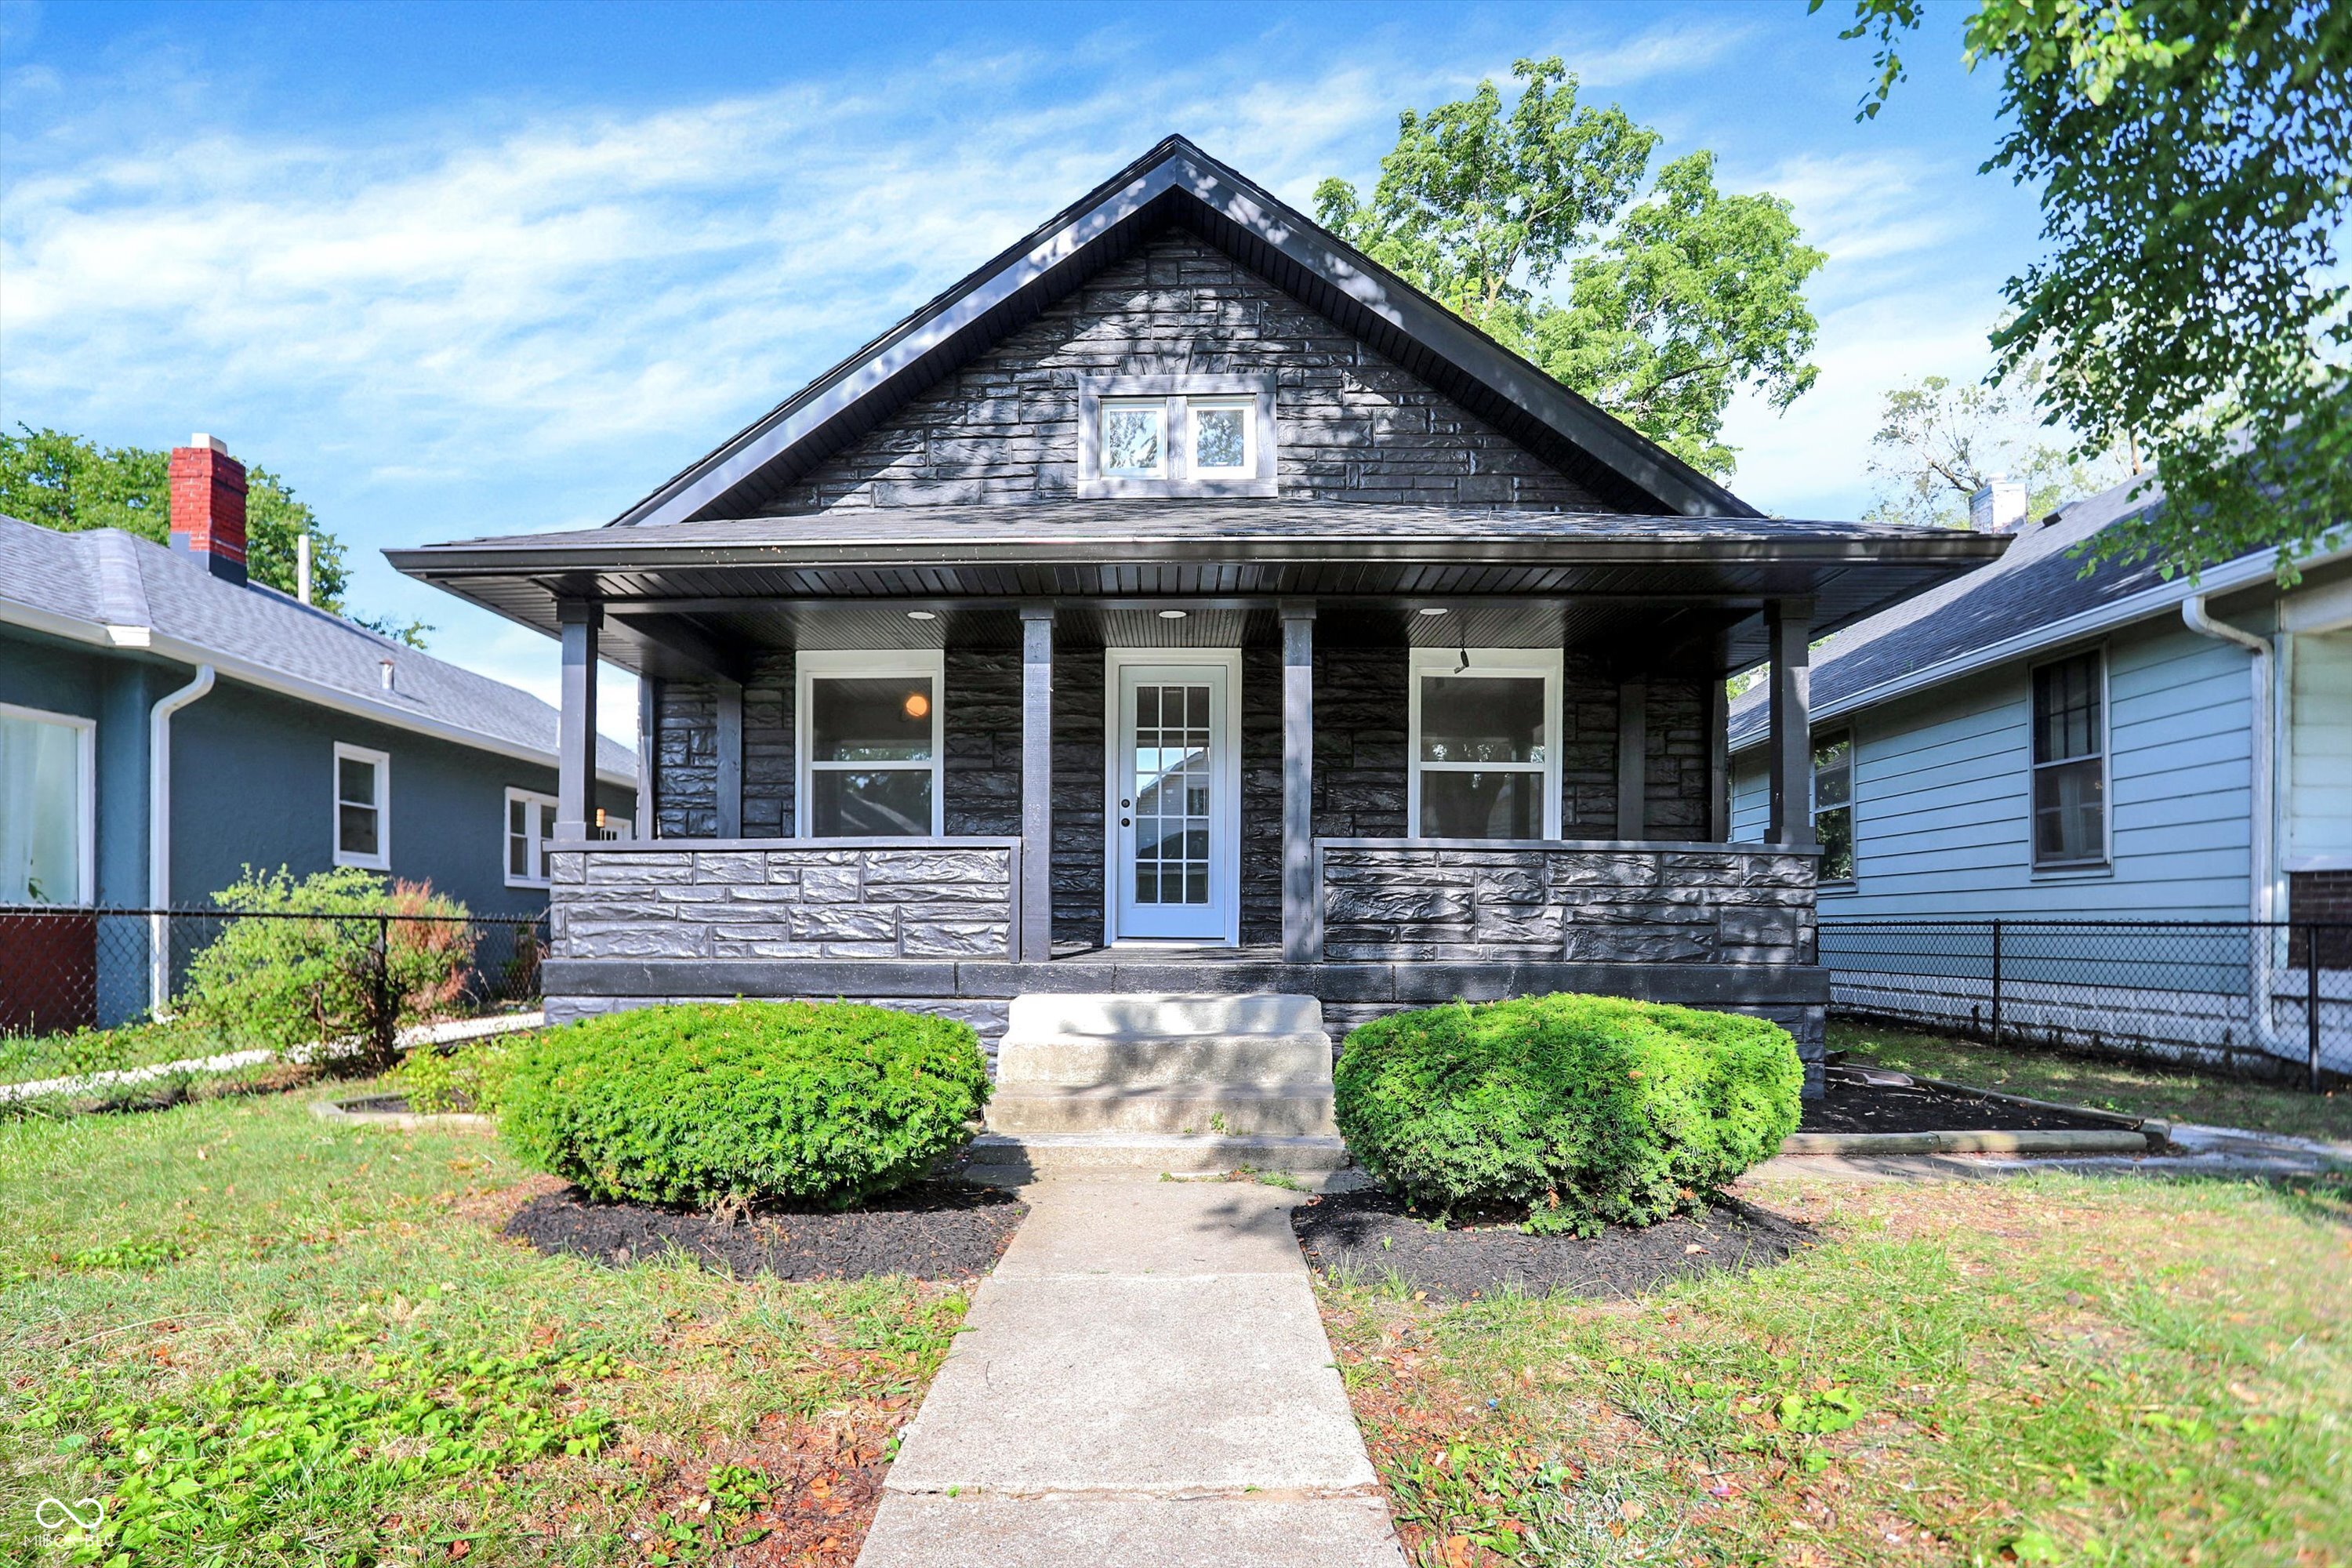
[148,664,216,1016]
[2180,595,2278,1051]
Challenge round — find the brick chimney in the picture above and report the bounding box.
[169,434,249,585]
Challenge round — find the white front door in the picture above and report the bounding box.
[1109,653,1240,944]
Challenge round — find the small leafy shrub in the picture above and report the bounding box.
[393,1036,515,1116]
[178,867,474,1069]
[499,1001,991,1210]
[1334,994,1802,1235]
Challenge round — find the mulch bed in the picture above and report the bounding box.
[1293,1189,1812,1301]
[1799,1076,2122,1135]
[505,1181,1025,1282]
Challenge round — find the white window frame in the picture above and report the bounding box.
[0,699,96,906]
[1187,397,1257,477]
[1098,399,1169,479]
[794,650,946,839]
[2028,644,2112,871]
[505,786,558,888]
[332,742,391,870]
[1406,648,1563,841]
[1076,373,1277,498]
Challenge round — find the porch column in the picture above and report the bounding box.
[637,677,659,840]
[1708,674,1731,842]
[1281,601,1319,963]
[555,598,602,840]
[1018,604,1054,964]
[714,680,744,837]
[1766,598,1815,847]
[1615,678,1646,840]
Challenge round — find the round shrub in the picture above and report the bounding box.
[498,1001,990,1210]
[1333,994,1802,1235]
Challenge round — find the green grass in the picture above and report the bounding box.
[0,1020,253,1091]
[1831,1020,2352,1146]
[1,1083,968,1566]
[1321,1170,2352,1566]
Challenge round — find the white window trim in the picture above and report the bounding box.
[1406,648,1563,841]
[794,650,946,839]
[505,786,557,888]
[0,699,96,906]
[1098,398,1170,480]
[1076,373,1277,499]
[1186,397,1258,477]
[2028,644,2113,872]
[1102,647,1245,947]
[332,741,391,870]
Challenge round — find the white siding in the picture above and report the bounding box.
[2288,626,2352,866]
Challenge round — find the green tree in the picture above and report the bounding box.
[1317,59,1826,478]
[1865,358,2136,527]
[1820,0,2352,580]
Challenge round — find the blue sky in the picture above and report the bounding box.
[1,0,2042,739]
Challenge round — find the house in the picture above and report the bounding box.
[1726,474,2351,1073]
[389,135,2003,1123]
[0,435,637,1027]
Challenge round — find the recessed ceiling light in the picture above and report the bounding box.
[1158,609,1188,620]
[906,610,937,621]
[1418,606,1450,616]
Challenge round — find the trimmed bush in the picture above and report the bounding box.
[498,1001,990,1210]
[1333,994,1802,1235]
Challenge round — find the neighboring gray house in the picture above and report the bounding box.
[1728,474,2352,1071]
[390,136,2001,1123]
[0,436,637,1027]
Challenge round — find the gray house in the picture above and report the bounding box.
[0,436,637,1027]
[390,136,1999,1142]
[1727,474,2352,1073]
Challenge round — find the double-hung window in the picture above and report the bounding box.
[1406,648,1562,840]
[796,652,945,837]
[2031,649,2107,867]
[1812,729,1855,884]
[506,788,557,887]
[333,743,390,869]
[0,702,95,905]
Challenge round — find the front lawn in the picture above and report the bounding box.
[1,1083,970,1566]
[1831,1019,2352,1147]
[1320,1170,2352,1566]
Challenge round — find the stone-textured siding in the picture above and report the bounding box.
[550,844,1016,961]
[1320,842,1816,965]
[762,234,1613,514]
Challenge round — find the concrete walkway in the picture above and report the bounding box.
[856,1180,1405,1568]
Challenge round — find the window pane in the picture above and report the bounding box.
[1194,405,1247,470]
[338,755,376,807]
[339,803,379,858]
[1813,731,1851,810]
[1418,676,1547,764]
[0,712,82,903]
[2034,653,2102,764]
[1418,771,1542,839]
[811,769,933,837]
[2034,757,2105,863]
[1102,405,1163,476]
[811,677,935,762]
[1817,806,1855,882]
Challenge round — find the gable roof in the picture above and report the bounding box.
[1726,474,2347,750]
[611,134,1760,527]
[0,517,635,786]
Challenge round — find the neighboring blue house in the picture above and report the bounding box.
[0,435,637,1025]
[1727,474,2351,1071]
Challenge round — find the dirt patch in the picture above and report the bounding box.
[1800,1077,2122,1134]
[1294,1189,1811,1301]
[506,1181,1025,1283]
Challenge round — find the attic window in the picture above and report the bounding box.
[1077,374,1276,499]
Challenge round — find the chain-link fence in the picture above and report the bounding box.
[1819,917,2352,1090]
[0,905,548,1065]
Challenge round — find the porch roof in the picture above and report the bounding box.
[388,500,2004,680]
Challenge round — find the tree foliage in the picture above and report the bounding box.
[1823,0,2352,580]
[1866,358,2136,527]
[1317,60,1826,479]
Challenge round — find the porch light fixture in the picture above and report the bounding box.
[1158,609,1188,619]
[902,690,931,720]
[906,610,937,621]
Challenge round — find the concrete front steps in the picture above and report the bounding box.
[963,993,1353,1185]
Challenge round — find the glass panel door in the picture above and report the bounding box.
[1112,659,1233,942]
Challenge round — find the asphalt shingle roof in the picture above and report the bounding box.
[0,517,633,777]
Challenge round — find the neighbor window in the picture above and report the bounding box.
[0,702,94,905]
[2031,649,2107,866]
[1407,648,1562,840]
[1100,401,1167,477]
[1077,375,1276,496]
[796,652,944,838]
[506,788,557,887]
[1813,729,1855,883]
[334,742,390,869]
